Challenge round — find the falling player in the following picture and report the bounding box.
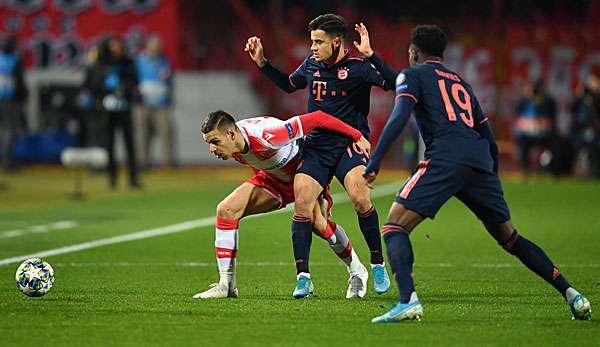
[245,14,396,298]
[194,109,371,299]
[364,25,592,322]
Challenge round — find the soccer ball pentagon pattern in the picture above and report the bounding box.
[15,258,55,297]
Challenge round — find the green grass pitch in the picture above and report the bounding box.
[0,168,598,346]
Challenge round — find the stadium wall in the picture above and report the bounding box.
[24,70,266,165]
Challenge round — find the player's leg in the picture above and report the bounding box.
[343,165,384,262]
[291,173,323,298]
[335,145,390,294]
[485,220,591,320]
[457,169,591,320]
[371,202,425,323]
[311,197,368,298]
[193,182,280,299]
[292,142,342,298]
[215,181,281,286]
[312,195,358,272]
[372,160,461,323]
[383,203,424,301]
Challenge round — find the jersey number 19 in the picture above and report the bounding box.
[437,79,474,128]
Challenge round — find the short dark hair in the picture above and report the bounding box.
[201,110,236,134]
[308,14,347,38]
[411,25,448,58]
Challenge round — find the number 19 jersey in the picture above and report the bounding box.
[397,60,494,173]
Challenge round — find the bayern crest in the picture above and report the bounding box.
[337,68,348,80]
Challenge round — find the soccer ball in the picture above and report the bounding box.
[15,258,55,297]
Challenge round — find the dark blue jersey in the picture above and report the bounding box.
[366,60,498,176]
[261,50,395,147]
[397,61,493,172]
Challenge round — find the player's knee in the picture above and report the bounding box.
[293,188,315,214]
[294,195,315,216]
[498,229,521,254]
[485,221,516,246]
[216,200,238,220]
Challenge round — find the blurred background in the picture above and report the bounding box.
[1,0,600,186]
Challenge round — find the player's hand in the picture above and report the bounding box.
[244,36,267,67]
[355,136,371,157]
[363,170,377,188]
[353,23,374,58]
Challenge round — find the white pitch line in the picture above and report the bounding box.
[0,181,403,267]
[43,262,600,268]
[0,220,78,239]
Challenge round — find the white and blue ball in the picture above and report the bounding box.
[15,258,54,297]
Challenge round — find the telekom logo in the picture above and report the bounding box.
[312,81,327,101]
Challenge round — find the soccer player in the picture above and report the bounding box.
[245,14,396,297]
[364,25,592,322]
[194,109,371,299]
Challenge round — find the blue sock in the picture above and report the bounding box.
[502,230,571,298]
[292,215,313,274]
[358,206,384,264]
[382,223,414,303]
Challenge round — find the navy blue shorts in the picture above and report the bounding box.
[334,141,369,184]
[297,140,368,188]
[396,159,510,224]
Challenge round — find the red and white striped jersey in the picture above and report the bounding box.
[233,116,305,183]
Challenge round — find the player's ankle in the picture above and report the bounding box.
[409,291,419,303]
[297,272,311,280]
[565,287,580,302]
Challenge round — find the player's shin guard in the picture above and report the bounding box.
[358,206,384,264]
[215,217,239,288]
[292,215,313,274]
[382,223,415,303]
[322,220,362,270]
[501,230,571,298]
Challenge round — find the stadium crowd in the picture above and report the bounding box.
[1,1,600,179]
[0,34,176,188]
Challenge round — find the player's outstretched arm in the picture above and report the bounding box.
[353,22,397,90]
[244,36,307,93]
[472,97,499,173]
[475,119,499,173]
[262,110,367,150]
[364,96,416,184]
[296,111,371,155]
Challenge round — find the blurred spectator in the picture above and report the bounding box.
[79,45,104,147]
[0,36,27,171]
[83,37,141,189]
[571,74,600,178]
[513,80,557,176]
[134,36,175,168]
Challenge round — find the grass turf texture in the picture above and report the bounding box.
[0,168,598,346]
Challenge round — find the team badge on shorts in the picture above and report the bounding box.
[338,68,348,80]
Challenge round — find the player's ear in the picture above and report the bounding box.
[226,128,236,140]
[410,47,420,63]
[334,35,342,47]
